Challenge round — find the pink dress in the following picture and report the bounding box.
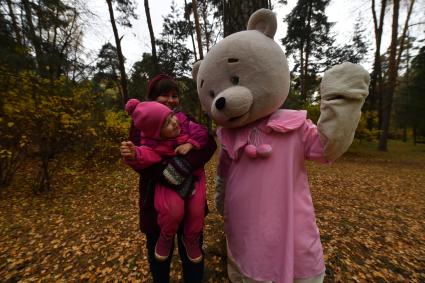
[217,109,328,283]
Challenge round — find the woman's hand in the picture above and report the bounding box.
[175,143,193,155]
[120,141,136,159]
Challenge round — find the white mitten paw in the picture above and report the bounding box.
[321,62,370,101]
[318,62,370,162]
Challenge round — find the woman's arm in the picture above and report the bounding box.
[176,112,209,150]
[185,120,209,149]
[183,133,217,170]
[129,121,141,146]
[161,134,217,188]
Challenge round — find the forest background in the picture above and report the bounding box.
[1,0,425,191]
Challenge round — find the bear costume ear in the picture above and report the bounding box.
[192,60,202,81]
[247,9,277,39]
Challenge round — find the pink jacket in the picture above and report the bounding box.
[126,112,208,170]
[218,109,328,283]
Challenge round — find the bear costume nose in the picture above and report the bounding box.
[215,97,226,110]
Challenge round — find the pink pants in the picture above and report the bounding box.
[154,171,206,241]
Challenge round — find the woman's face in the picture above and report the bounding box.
[160,114,180,139]
[155,90,180,109]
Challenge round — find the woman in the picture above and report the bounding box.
[120,74,217,283]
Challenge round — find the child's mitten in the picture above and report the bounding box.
[162,156,192,185]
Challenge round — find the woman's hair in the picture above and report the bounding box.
[146,74,179,101]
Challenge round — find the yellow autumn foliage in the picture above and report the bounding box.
[0,66,130,188]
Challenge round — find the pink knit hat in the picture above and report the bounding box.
[125,99,172,139]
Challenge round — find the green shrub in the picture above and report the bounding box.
[355,111,380,142]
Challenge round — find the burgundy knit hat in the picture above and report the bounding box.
[125,99,172,139]
[146,74,178,100]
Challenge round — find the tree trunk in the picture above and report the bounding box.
[33,157,50,194]
[106,0,129,107]
[184,0,198,61]
[302,3,313,103]
[201,2,211,52]
[395,0,415,72]
[223,0,269,37]
[22,0,45,75]
[378,0,399,151]
[6,0,22,45]
[300,44,305,102]
[413,126,417,145]
[192,0,204,60]
[191,0,209,128]
[144,0,159,74]
[368,0,387,130]
[403,35,411,143]
[190,30,198,61]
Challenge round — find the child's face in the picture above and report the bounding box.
[160,114,180,139]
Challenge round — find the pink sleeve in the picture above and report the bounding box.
[124,146,162,170]
[302,120,329,163]
[186,120,208,149]
[217,147,232,178]
[175,112,208,149]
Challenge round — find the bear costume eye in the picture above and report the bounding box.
[209,90,215,98]
[200,79,204,88]
[231,76,239,85]
[228,58,239,63]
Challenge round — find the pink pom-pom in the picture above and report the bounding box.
[125,98,140,114]
[244,144,257,158]
[257,144,272,158]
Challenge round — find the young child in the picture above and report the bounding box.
[122,99,208,263]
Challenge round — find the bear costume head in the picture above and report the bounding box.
[192,9,289,128]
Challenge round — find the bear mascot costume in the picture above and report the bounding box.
[192,9,370,283]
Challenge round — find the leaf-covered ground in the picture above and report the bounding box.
[1,141,424,282]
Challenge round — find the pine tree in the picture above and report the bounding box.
[94,43,121,85]
[156,1,193,78]
[128,53,156,100]
[184,0,198,61]
[408,45,425,142]
[282,0,333,102]
[0,9,32,71]
[207,0,269,37]
[198,0,220,52]
[1,0,83,78]
[322,16,369,67]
